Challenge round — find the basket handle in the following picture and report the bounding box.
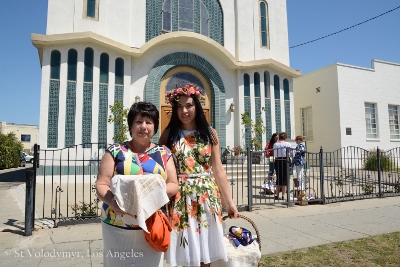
[223,214,262,252]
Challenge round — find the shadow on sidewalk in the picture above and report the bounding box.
[0,166,33,183]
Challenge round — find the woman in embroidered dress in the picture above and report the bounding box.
[159,84,238,267]
[96,102,178,267]
[294,135,306,190]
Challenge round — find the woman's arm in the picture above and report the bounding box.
[210,129,238,219]
[165,155,179,198]
[96,152,126,215]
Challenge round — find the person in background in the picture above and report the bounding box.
[159,84,238,267]
[265,133,278,181]
[96,102,178,267]
[294,135,306,190]
[273,132,292,200]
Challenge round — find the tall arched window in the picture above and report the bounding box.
[264,71,272,138]
[48,50,61,148]
[274,75,281,133]
[254,72,262,145]
[153,0,222,44]
[114,58,125,142]
[65,49,78,147]
[283,79,291,138]
[259,1,269,47]
[244,74,251,148]
[99,53,109,147]
[82,48,94,147]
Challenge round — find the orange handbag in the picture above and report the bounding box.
[144,209,172,252]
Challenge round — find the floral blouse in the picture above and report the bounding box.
[293,143,306,166]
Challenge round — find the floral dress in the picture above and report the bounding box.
[166,129,227,266]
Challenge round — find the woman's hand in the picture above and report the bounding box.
[225,202,238,219]
[110,196,127,216]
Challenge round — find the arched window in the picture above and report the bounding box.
[82,48,94,147]
[259,1,269,47]
[84,48,94,82]
[162,0,172,32]
[274,75,280,99]
[244,74,250,97]
[179,0,194,31]
[115,58,124,85]
[152,0,222,44]
[65,49,78,147]
[200,1,210,36]
[100,53,109,84]
[48,50,61,148]
[264,71,270,98]
[50,50,61,80]
[264,71,272,138]
[283,79,289,100]
[84,0,98,20]
[99,53,109,148]
[67,50,77,81]
[274,75,281,133]
[254,73,260,97]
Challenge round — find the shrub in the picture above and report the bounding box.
[363,149,392,171]
[0,133,23,169]
[70,199,100,219]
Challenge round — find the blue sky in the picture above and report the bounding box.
[0,0,399,126]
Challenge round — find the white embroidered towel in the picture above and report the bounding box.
[110,174,169,233]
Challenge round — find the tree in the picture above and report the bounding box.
[241,109,266,150]
[108,100,129,143]
[0,133,23,169]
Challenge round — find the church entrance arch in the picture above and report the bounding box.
[160,67,211,134]
[144,52,226,148]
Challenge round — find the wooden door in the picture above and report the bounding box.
[160,107,210,134]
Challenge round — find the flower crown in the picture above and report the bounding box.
[166,84,203,106]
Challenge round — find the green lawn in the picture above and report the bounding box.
[260,232,400,267]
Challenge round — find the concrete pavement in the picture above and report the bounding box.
[1,166,400,266]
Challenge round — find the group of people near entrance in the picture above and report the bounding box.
[96,84,238,267]
[265,132,306,200]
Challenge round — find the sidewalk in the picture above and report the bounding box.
[1,167,400,266]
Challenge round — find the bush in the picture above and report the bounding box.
[363,149,392,171]
[0,133,23,169]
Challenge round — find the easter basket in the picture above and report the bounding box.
[216,214,262,267]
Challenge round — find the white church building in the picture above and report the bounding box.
[32,0,300,151]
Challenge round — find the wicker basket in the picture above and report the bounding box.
[223,214,261,267]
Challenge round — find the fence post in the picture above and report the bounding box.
[25,170,34,236]
[319,147,325,203]
[32,144,39,229]
[377,146,382,198]
[247,147,252,211]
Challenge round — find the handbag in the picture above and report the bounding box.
[143,209,172,252]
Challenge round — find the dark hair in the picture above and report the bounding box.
[166,95,217,149]
[127,102,159,137]
[278,132,287,140]
[269,133,278,145]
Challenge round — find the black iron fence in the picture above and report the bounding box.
[26,144,400,231]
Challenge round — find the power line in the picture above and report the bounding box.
[290,5,400,49]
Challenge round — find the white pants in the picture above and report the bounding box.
[295,165,304,190]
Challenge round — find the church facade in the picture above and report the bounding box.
[32,0,300,150]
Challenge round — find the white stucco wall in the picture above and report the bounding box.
[294,59,400,153]
[236,0,289,64]
[0,122,39,153]
[337,60,400,151]
[293,65,341,153]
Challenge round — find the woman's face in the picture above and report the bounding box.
[176,95,196,128]
[130,114,155,142]
[274,135,278,142]
[296,139,302,145]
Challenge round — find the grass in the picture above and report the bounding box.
[260,232,400,267]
